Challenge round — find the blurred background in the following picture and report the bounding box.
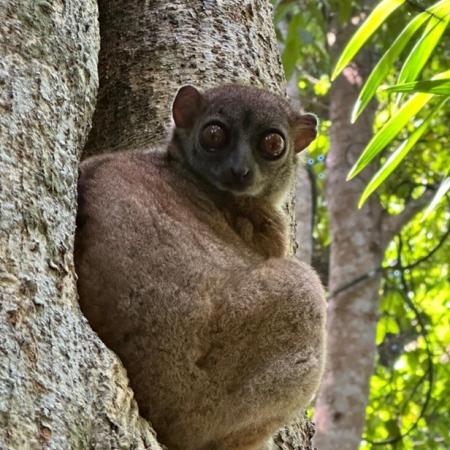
[272,0,449,448]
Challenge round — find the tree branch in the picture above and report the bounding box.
[381,190,434,247]
[364,237,434,446]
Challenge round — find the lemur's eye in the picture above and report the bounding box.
[200,123,227,151]
[259,132,285,160]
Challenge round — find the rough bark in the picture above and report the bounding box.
[85,1,314,449]
[313,20,428,450]
[0,2,161,449]
[295,163,313,264]
[286,75,314,265]
[85,0,286,155]
[312,31,382,448]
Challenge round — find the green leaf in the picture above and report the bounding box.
[339,0,353,24]
[331,0,406,81]
[347,93,432,180]
[350,4,439,122]
[397,13,450,85]
[358,98,448,207]
[385,316,400,334]
[348,70,450,180]
[423,175,450,219]
[273,1,298,25]
[384,78,450,95]
[281,14,302,80]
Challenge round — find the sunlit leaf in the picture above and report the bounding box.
[350,1,448,122]
[384,78,450,95]
[331,0,406,81]
[397,13,450,85]
[347,70,450,180]
[423,175,450,219]
[347,93,432,180]
[358,98,448,207]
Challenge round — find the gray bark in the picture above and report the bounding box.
[1,0,314,449]
[287,75,313,264]
[311,17,384,447]
[85,0,286,155]
[295,163,313,264]
[0,1,161,449]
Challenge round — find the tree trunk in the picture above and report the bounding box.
[287,75,313,265]
[313,59,382,447]
[1,0,314,449]
[295,163,313,264]
[311,16,384,447]
[85,0,287,155]
[0,1,161,449]
[313,20,428,450]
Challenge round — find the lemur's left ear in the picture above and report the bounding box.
[292,113,318,153]
[172,85,205,129]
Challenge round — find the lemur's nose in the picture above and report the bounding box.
[230,167,251,182]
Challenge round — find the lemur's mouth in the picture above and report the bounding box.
[222,181,263,197]
[221,172,254,191]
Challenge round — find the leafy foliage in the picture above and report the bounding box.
[331,0,408,81]
[363,204,450,450]
[333,0,450,207]
[384,79,450,95]
[273,0,450,448]
[356,97,448,207]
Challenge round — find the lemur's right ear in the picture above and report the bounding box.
[291,113,318,153]
[172,85,204,129]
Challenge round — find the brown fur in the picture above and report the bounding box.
[75,85,326,450]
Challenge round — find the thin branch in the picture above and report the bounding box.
[401,225,450,270]
[364,236,434,446]
[328,219,448,300]
[381,191,434,248]
[400,369,429,416]
[327,266,383,300]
